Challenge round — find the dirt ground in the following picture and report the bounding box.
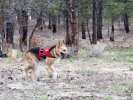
[0,30,133,100]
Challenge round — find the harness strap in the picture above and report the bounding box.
[52,48,59,58]
[38,47,57,60]
[38,49,45,60]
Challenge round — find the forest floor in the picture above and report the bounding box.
[0,30,133,100]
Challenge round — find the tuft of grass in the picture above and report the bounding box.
[90,96,96,100]
[103,96,111,100]
[129,66,133,71]
[112,84,133,93]
[108,48,133,63]
[43,95,49,100]
[80,70,96,76]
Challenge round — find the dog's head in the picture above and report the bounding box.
[56,40,68,57]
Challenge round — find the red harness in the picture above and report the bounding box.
[38,48,53,60]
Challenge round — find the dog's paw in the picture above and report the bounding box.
[52,72,59,80]
[48,74,53,78]
[37,77,40,81]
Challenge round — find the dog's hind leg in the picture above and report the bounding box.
[30,68,37,81]
[24,64,39,81]
[25,53,40,81]
[34,62,41,81]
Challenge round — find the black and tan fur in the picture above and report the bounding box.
[23,40,68,81]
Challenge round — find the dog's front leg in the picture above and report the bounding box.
[46,65,53,78]
[51,66,58,80]
[46,58,58,79]
[47,65,58,79]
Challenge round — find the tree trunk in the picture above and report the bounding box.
[65,0,79,55]
[6,22,14,45]
[0,16,5,50]
[97,0,103,40]
[92,0,97,44]
[107,21,110,37]
[29,23,38,49]
[65,6,71,45]
[17,10,28,51]
[123,13,130,33]
[123,0,130,33]
[29,12,43,49]
[57,15,61,30]
[37,16,43,30]
[52,16,57,34]
[81,21,86,39]
[110,18,114,41]
[48,14,52,29]
[87,19,92,44]
[69,0,79,54]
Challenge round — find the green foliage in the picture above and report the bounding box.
[31,0,48,18]
[104,0,124,20]
[31,0,62,18]
[104,0,133,20]
[78,0,92,21]
[48,0,62,16]
[125,1,133,17]
[112,84,133,93]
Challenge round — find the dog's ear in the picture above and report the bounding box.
[57,40,65,48]
[57,40,62,48]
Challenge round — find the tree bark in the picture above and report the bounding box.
[57,15,61,30]
[65,0,71,45]
[29,12,43,49]
[52,16,57,34]
[123,13,130,33]
[87,19,92,44]
[36,16,43,30]
[0,16,5,50]
[97,0,103,40]
[5,22,14,45]
[92,0,97,44]
[70,0,79,54]
[110,18,114,41]
[48,14,52,29]
[29,23,38,49]
[17,10,28,51]
[65,0,79,55]
[81,21,86,39]
[123,0,130,33]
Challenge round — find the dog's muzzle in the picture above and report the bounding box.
[61,52,70,59]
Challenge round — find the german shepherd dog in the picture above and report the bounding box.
[23,40,68,81]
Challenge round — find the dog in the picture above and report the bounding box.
[23,40,68,81]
